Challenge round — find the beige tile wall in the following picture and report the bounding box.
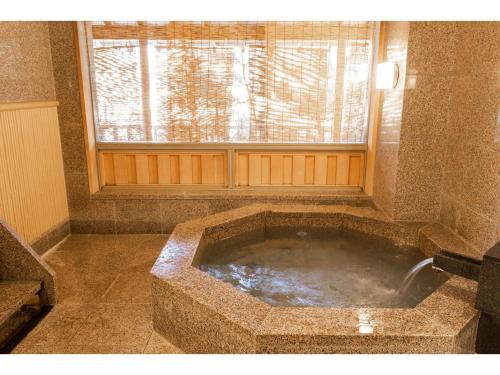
[373,21,499,253]
[439,22,500,252]
[372,21,409,217]
[392,22,458,221]
[0,22,56,102]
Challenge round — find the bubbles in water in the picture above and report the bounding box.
[198,234,447,308]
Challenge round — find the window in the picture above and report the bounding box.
[85,21,375,145]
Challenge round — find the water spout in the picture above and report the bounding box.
[397,258,434,296]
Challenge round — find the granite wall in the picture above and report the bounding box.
[372,21,409,217]
[0,22,56,102]
[439,22,500,253]
[391,22,458,222]
[373,22,458,222]
[373,21,499,253]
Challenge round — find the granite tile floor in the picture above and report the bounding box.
[12,234,182,354]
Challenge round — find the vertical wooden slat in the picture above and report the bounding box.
[102,153,115,185]
[170,155,180,184]
[348,156,361,186]
[261,156,271,185]
[292,155,305,185]
[179,154,192,184]
[148,155,159,184]
[201,154,215,184]
[314,154,327,185]
[192,155,202,184]
[249,154,261,186]
[0,105,69,243]
[126,155,137,184]
[270,155,283,185]
[359,154,365,187]
[213,154,225,185]
[304,156,315,185]
[326,156,337,185]
[157,154,171,184]
[135,154,149,184]
[113,154,128,185]
[237,153,249,186]
[336,153,350,185]
[283,155,293,185]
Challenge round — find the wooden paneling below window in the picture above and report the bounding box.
[99,151,227,186]
[98,149,365,189]
[235,151,364,187]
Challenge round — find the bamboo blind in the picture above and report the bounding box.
[86,21,375,144]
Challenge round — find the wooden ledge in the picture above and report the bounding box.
[0,101,59,112]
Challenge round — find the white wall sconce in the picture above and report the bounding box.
[376,62,399,89]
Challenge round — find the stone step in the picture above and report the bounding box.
[0,281,41,327]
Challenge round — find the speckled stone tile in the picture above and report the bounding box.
[70,199,116,222]
[13,343,146,354]
[152,278,260,353]
[406,21,458,76]
[442,140,499,227]
[416,276,479,334]
[45,234,168,304]
[101,271,153,304]
[71,219,117,235]
[66,184,371,235]
[372,21,409,216]
[0,219,57,305]
[11,234,181,354]
[392,74,452,222]
[453,21,500,75]
[0,281,41,324]
[30,220,70,256]
[143,331,184,354]
[14,304,93,348]
[69,303,153,346]
[419,223,483,260]
[160,200,211,232]
[152,264,272,353]
[0,22,56,102]
[255,305,456,353]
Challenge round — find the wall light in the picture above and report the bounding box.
[376,62,399,90]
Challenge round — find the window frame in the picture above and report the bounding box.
[74,21,382,193]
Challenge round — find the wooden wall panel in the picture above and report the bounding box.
[0,103,69,243]
[99,151,228,186]
[235,151,365,188]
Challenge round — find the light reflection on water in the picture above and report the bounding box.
[197,232,448,308]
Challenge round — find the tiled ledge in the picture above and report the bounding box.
[30,220,70,255]
[92,187,373,201]
[70,191,373,235]
[419,222,484,261]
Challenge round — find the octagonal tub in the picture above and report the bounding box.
[151,204,479,353]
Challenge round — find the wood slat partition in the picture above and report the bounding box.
[235,151,364,187]
[0,102,69,243]
[99,151,227,186]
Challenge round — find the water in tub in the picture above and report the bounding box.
[197,231,448,308]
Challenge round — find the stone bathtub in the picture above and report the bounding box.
[151,204,479,353]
